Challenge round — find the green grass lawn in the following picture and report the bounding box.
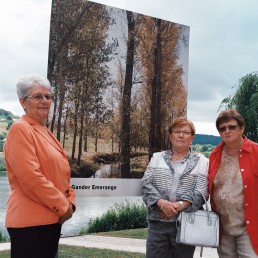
[58,245,145,258]
[0,228,148,257]
[93,228,147,239]
[0,246,146,258]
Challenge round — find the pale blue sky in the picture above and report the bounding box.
[1,0,258,135]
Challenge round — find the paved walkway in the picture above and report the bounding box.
[0,235,219,257]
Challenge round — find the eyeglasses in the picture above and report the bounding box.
[218,124,239,133]
[172,130,192,136]
[25,94,54,102]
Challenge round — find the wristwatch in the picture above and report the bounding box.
[179,201,184,209]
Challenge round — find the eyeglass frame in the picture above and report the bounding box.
[218,124,239,133]
[172,130,192,136]
[25,94,54,102]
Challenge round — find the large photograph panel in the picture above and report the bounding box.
[48,0,189,195]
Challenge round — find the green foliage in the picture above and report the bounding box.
[0,151,6,169]
[0,108,18,151]
[0,108,18,128]
[0,230,9,242]
[191,144,216,158]
[0,132,8,152]
[0,108,16,119]
[6,121,13,130]
[0,163,6,171]
[81,201,147,234]
[0,132,7,140]
[220,72,258,142]
[201,145,209,152]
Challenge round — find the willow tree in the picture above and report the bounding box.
[220,72,258,142]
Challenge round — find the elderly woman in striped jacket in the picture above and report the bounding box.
[141,117,209,258]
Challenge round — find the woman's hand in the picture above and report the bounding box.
[157,199,180,220]
[59,202,74,224]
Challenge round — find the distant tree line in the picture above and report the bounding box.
[192,134,221,146]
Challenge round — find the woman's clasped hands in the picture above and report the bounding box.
[158,199,180,220]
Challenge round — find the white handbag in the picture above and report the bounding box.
[176,192,219,254]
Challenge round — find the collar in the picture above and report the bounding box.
[164,148,192,163]
[21,114,41,125]
[213,136,253,154]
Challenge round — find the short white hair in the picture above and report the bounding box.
[17,74,51,98]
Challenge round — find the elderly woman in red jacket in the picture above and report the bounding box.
[209,109,258,258]
[4,74,76,258]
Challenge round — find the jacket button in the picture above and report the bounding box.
[241,169,244,172]
[244,185,248,188]
[245,203,248,206]
[246,221,250,224]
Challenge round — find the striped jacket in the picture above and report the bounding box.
[141,149,209,222]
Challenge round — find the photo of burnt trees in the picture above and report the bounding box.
[47,0,189,178]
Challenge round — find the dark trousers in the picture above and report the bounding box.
[7,223,61,258]
[146,221,195,258]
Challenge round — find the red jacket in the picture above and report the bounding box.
[209,136,258,254]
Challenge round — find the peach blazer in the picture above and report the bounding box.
[4,115,75,228]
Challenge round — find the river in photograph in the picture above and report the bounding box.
[0,175,143,237]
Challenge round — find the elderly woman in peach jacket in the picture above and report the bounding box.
[4,74,76,258]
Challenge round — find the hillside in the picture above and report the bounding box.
[193,134,221,146]
[0,108,19,120]
[0,108,19,133]
[0,108,20,152]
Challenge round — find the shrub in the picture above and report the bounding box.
[93,152,120,164]
[82,200,147,234]
[69,158,99,178]
[0,163,6,171]
[0,231,9,242]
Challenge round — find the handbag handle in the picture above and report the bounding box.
[197,191,213,226]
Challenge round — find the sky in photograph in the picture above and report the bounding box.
[1,0,258,136]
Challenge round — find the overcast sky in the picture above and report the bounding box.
[1,0,258,136]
